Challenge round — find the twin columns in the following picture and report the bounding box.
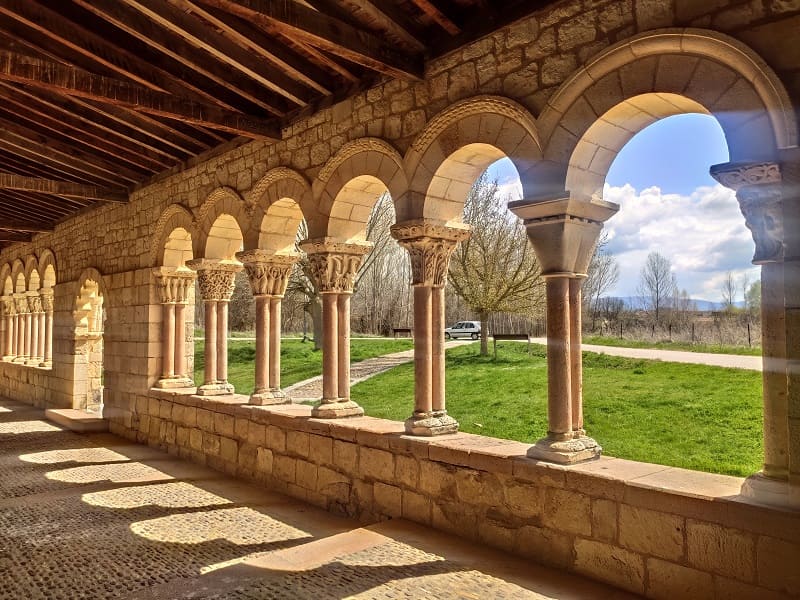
[0,289,53,367]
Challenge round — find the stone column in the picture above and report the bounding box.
[40,289,53,367]
[153,268,195,389]
[27,292,42,365]
[1,296,15,361]
[711,160,798,506]
[301,238,371,418]
[13,293,27,363]
[237,250,298,405]
[510,196,618,464]
[391,220,470,436]
[187,259,241,396]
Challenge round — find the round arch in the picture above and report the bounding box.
[150,204,197,267]
[11,260,25,293]
[24,256,40,291]
[74,267,106,334]
[246,167,312,253]
[312,138,407,240]
[404,96,542,223]
[0,263,11,295]
[194,187,252,258]
[37,249,57,288]
[537,28,797,200]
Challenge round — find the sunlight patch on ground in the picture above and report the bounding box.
[130,506,311,545]
[83,481,233,509]
[20,447,130,464]
[46,461,174,484]
[0,420,61,434]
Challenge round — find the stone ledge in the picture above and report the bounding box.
[45,409,109,433]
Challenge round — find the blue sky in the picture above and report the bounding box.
[487,114,758,302]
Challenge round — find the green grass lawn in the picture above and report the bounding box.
[582,335,762,356]
[351,343,763,477]
[194,338,413,394]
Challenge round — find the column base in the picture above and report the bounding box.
[740,472,800,510]
[404,410,459,436]
[26,358,41,366]
[39,360,52,369]
[250,389,290,406]
[155,377,195,390]
[3,356,15,362]
[311,399,364,419]
[527,434,602,464]
[196,382,235,396]
[12,357,26,363]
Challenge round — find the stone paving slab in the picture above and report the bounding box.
[0,398,641,600]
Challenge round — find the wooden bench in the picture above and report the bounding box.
[393,327,413,338]
[492,333,531,358]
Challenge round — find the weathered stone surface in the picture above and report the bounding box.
[574,539,645,595]
[686,520,756,582]
[619,505,684,562]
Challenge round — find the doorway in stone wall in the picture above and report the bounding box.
[76,277,105,414]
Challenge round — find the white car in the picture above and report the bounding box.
[444,321,481,340]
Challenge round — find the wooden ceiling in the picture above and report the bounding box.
[0,0,544,248]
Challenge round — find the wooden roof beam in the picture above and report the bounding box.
[0,220,53,234]
[198,0,423,80]
[0,174,128,203]
[407,0,461,35]
[0,52,281,139]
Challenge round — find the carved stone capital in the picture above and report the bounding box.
[0,296,16,317]
[39,288,54,313]
[711,161,784,264]
[27,292,43,314]
[153,267,196,304]
[391,220,470,287]
[300,238,372,294]
[13,293,29,315]
[236,250,299,297]
[186,259,241,302]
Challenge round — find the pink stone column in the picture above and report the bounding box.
[161,303,176,379]
[252,294,271,402]
[175,302,187,378]
[431,285,446,413]
[337,293,351,400]
[569,277,585,435]
[15,310,24,361]
[545,275,573,440]
[216,300,229,384]
[28,309,39,364]
[413,285,433,416]
[24,312,32,360]
[37,312,45,364]
[7,311,16,360]
[321,292,339,402]
[43,311,52,365]
[203,300,217,386]
[269,296,282,393]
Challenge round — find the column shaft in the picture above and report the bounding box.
[37,313,45,362]
[269,297,282,391]
[431,285,446,412]
[162,303,176,379]
[569,278,584,434]
[216,301,229,384]
[545,277,572,439]
[3,315,11,358]
[174,303,186,378]
[322,293,338,401]
[337,293,351,400]
[203,300,217,386]
[43,312,52,364]
[29,312,39,363]
[254,295,270,394]
[413,285,433,415]
[24,313,32,359]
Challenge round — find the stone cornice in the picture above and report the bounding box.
[390,219,471,244]
[710,161,781,191]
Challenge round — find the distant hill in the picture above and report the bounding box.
[604,296,745,311]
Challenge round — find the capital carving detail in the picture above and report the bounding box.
[391,220,470,287]
[40,289,54,313]
[300,239,372,294]
[14,294,29,315]
[154,269,195,304]
[1,296,16,317]
[237,250,299,297]
[28,295,43,314]
[711,162,784,264]
[186,259,241,302]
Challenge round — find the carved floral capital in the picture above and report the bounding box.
[0,296,16,317]
[13,293,29,315]
[711,161,784,264]
[27,293,43,314]
[39,288,54,313]
[390,220,470,287]
[300,238,372,294]
[153,267,196,304]
[186,259,241,302]
[236,250,299,297]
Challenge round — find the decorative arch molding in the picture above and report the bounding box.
[24,255,40,288]
[245,167,312,252]
[194,187,252,258]
[538,29,797,199]
[10,259,25,291]
[149,203,197,267]
[0,263,10,286]
[311,138,408,240]
[37,249,57,285]
[404,95,542,222]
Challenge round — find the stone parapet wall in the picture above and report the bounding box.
[107,389,800,600]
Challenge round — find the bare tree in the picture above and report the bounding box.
[448,173,545,356]
[721,271,738,311]
[583,232,620,329]
[637,251,676,323]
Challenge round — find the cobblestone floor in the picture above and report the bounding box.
[0,398,639,600]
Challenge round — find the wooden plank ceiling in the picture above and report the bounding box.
[0,0,544,248]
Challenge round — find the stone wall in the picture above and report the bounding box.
[109,389,800,600]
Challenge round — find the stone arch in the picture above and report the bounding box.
[312,138,407,240]
[150,204,197,267]
[24,256,40,291]
[195,187,250,260]
[405,96,542,223]
[537,28,797,200]
[74,267,106,334]
[11,259,25,293]
[37,249,57,288]
[0,263,11,295]
[246,167,312,253]
[74,267,106,412]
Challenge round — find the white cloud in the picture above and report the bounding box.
[602,183,759,301]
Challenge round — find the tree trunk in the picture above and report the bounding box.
[309,295,323,351]
[479,311,489,356]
